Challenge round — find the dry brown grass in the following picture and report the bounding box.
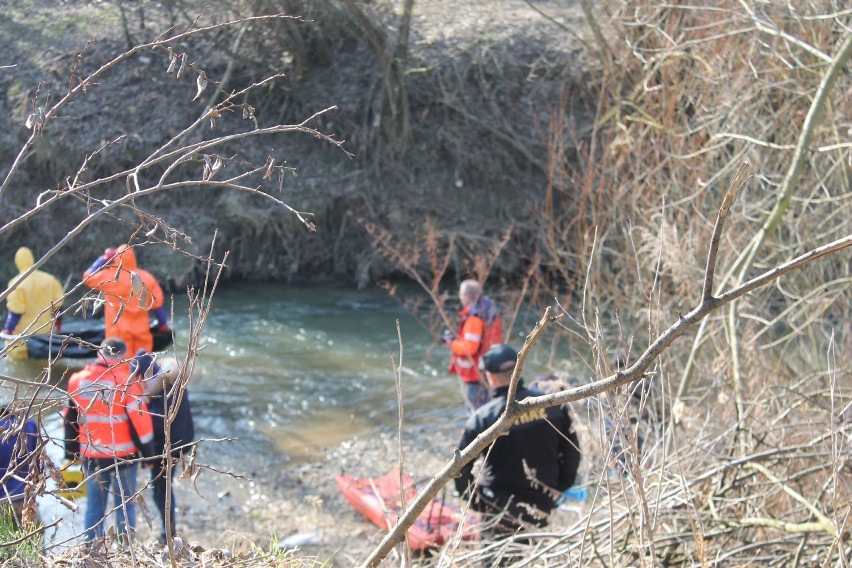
[362,1,850,566]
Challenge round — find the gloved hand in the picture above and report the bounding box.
[556,486,589,504]
[131,349,154,377]
[2,328,12,336]
[85,255,108,275]
[152,306,169,334]
[440,331,455,345]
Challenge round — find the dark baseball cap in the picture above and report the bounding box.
[481,343,518,373]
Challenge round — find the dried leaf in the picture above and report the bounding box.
[112,300,125,326]
[136,494,155,530]
[111,258,123,281]
[176,52,188,79]
[166,55,177,75]
[130,271,144,299]
[211,157,223,175]
[25,108,43,131]
[242,104,255,120]
[145,223,158,237]
[129,271,153,309]
[201,155,211,181]
[207,109,220,129]
[192,71,208,101]
[90,295,106,316]
[180,455,196,480]
[263,157,275,180]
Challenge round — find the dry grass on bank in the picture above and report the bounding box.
[38,538,329,568]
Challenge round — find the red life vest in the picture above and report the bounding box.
[66,361,154,459]
[449,296,502,383]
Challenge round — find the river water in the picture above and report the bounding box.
[169,281,464,464]
[1,281,471,459]
[2,281,554,551]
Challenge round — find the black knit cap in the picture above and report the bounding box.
[100,337,127,358]
[481,343,518,374]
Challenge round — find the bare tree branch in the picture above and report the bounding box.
[360,191,852,567]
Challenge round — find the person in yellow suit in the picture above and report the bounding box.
[82,244,169,357]
[3,247,64,360]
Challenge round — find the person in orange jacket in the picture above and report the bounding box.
[3,247,64,360]
[82,244,169,357]
[63,338,155,542]
[441,279,502,413]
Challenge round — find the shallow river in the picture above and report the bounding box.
[1,281,553,550]
[167,281,466,464]
[1,282,471,461]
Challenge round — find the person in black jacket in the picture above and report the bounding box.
[131,352,195,544]
[455,343,581,534]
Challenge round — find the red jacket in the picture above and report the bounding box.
[449,296,502,383]
[64,361,154,459]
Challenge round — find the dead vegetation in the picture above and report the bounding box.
[0,0,849,566]
[359,1,851,566]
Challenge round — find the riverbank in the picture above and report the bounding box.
[41,419,591,567]
[0,0,588,289]
[41,422,474,566]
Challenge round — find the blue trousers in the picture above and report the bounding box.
[460,380,491,414]
[82,458,138,542]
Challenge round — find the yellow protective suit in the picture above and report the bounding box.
[82,244,165,357]
[4,247,65,360]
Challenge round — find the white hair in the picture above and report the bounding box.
[459,279,481,300]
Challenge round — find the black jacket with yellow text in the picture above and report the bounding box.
[455,382,580,518]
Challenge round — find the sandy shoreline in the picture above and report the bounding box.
[39,422,466,565]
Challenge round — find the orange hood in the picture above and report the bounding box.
[109,244,138,270]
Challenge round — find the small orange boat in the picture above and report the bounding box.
[335,468,479,551]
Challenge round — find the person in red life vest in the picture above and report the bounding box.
[63,338,155,543]
[3,246,64,360]
[82,244,169,358]
[441,279,502,413]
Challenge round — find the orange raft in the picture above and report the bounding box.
[335,468,479,551]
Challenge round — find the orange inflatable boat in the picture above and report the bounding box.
[335,468,479,551]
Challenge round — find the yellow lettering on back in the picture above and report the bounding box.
[513,408,547,425]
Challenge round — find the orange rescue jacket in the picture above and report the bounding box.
[66,361,154,459]
[82,245,164,356]
[449,296,502,383]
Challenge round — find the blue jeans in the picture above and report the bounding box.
[82,458,138,542]
[460,380,490,414]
